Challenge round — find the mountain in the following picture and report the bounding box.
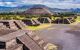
[0,5,33,13]
[70,8,80,13]
[49,8,80,13]
[0,4,80,13]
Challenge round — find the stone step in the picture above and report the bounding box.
[17,34,42,50]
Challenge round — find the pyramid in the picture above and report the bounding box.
[0,20,26,30]
[23,5,53,15]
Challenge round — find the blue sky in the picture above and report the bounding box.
[0,0,80,9]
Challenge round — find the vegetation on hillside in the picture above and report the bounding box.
[0,12,78,20]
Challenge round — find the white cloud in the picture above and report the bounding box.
[0,2,4,6]
[0,0,80,8]
[18,0,80,9]
[0,2,20,7]
[20,0,44,4]
[43,2,80,9]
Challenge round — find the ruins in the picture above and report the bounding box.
[0,20,58,50]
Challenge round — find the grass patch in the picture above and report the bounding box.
[71,16,80,25]
[76,16,80,22]
[26,24,52,30]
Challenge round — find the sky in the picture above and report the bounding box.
[0,0,80,9]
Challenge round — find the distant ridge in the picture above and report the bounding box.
[0,5,33,13]
[0,4,80,13]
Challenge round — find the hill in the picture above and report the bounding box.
[0,4,80,13]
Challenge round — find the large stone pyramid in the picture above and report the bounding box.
[23,5,53,15]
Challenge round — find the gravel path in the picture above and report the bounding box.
[35,24,80,50]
